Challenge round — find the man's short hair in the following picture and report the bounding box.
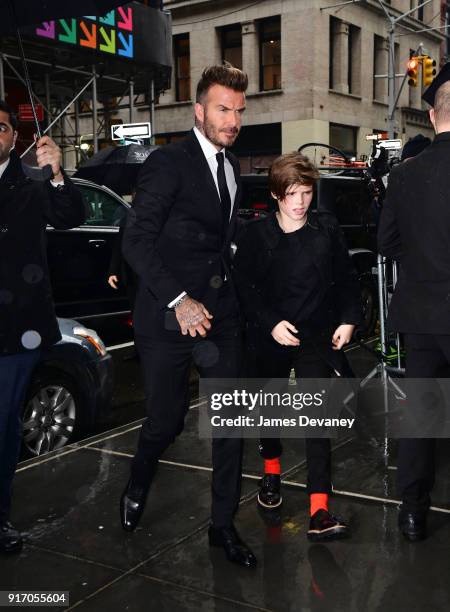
[269,152,320,201]
[434,82,450,125]
[0,100,17,131]
[196,62,248,103]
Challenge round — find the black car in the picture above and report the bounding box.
[47,178,131,320]
[22,317,113,457]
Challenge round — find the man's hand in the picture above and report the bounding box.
[332,324,355,350]
[175,296,213,337]
[108,275,119,289]
[36,135,63,181]
[271,321,300,346]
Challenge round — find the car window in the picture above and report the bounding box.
[317,178,368,226]
[241,178,275,212]
[78,185,127,227]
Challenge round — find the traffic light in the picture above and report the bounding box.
[422,56,437,87]
[407,57,419,87]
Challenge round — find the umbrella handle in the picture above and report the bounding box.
[21,162,53,182]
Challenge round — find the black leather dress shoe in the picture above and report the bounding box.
[120,480,149,532]
[307,510,350,542]
[257,474,282,510]
[398,509,427,542]
[0,521,23,554]
[208,524,257,568]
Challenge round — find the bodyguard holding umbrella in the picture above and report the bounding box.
[0,0,134,557]
[378,63,450,542]
[0,101,85,554]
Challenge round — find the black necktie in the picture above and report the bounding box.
[216,152,231,232]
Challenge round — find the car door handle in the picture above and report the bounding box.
[89,240,107,247]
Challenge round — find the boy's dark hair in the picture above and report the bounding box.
[269,152,320,200]
[0,100,18,131]
[196,62,248,103]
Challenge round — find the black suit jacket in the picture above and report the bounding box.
[233,212,362,334]
[122,130,241,334]
[378,132,450,334]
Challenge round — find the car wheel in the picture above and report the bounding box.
[360,282,378,337]
[22,371,82,457]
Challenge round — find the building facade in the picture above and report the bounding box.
[144,0,445,170]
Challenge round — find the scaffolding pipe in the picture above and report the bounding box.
[20,76,95,158]
[150,78,155,145]
[129,78,135,123]
[74,95,80,167]
[92,66,98,154]
[2,53,127,83]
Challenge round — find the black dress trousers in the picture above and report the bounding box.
[397,333,450,513]
[131,285,243,528]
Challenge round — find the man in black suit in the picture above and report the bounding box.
[378,64,450,541]
[120,64,256,567]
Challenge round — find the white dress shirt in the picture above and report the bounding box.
[192,126,237,210]
[168,128,238,308]
[0,158,10,179]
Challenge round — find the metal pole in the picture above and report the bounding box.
[60,109,66,167]
[150,78,155,145]
[92,66,98,154]
[20,76,94,158]
[45,73,52,138]
[74,94,80,167]
[387,25,396,139]
[0,55,5,100]
[129,78,134,123]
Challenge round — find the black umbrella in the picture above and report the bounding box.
[74,144,159,195]
[5,0,125,180]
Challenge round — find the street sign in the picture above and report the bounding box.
[18,104,44,122]
[111,122,151,141]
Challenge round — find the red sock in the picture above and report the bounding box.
[264,457,281,475]
[310,493,329,516]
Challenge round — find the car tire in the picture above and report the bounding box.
[22,370,84,457]
[359,282,378,338]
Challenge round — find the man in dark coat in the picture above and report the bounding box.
[120,64,256,567]
[377,65,450,541]
[0,100,86,554]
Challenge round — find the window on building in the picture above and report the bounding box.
[174,33,190,102]
[329,17,338,89]
[373,34,387,101]
[221,24,242,69]
[348,24,361,95]
[330,123,357,157]
[410,0,424,20]
[259,17,281,91]
[330,17,361,95]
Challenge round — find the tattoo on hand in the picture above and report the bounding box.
[176,297,205,328]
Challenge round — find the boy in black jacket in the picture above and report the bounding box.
[234,152,361,540]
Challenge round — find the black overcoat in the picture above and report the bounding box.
[0,152,86,354]
[378,132,450,334]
